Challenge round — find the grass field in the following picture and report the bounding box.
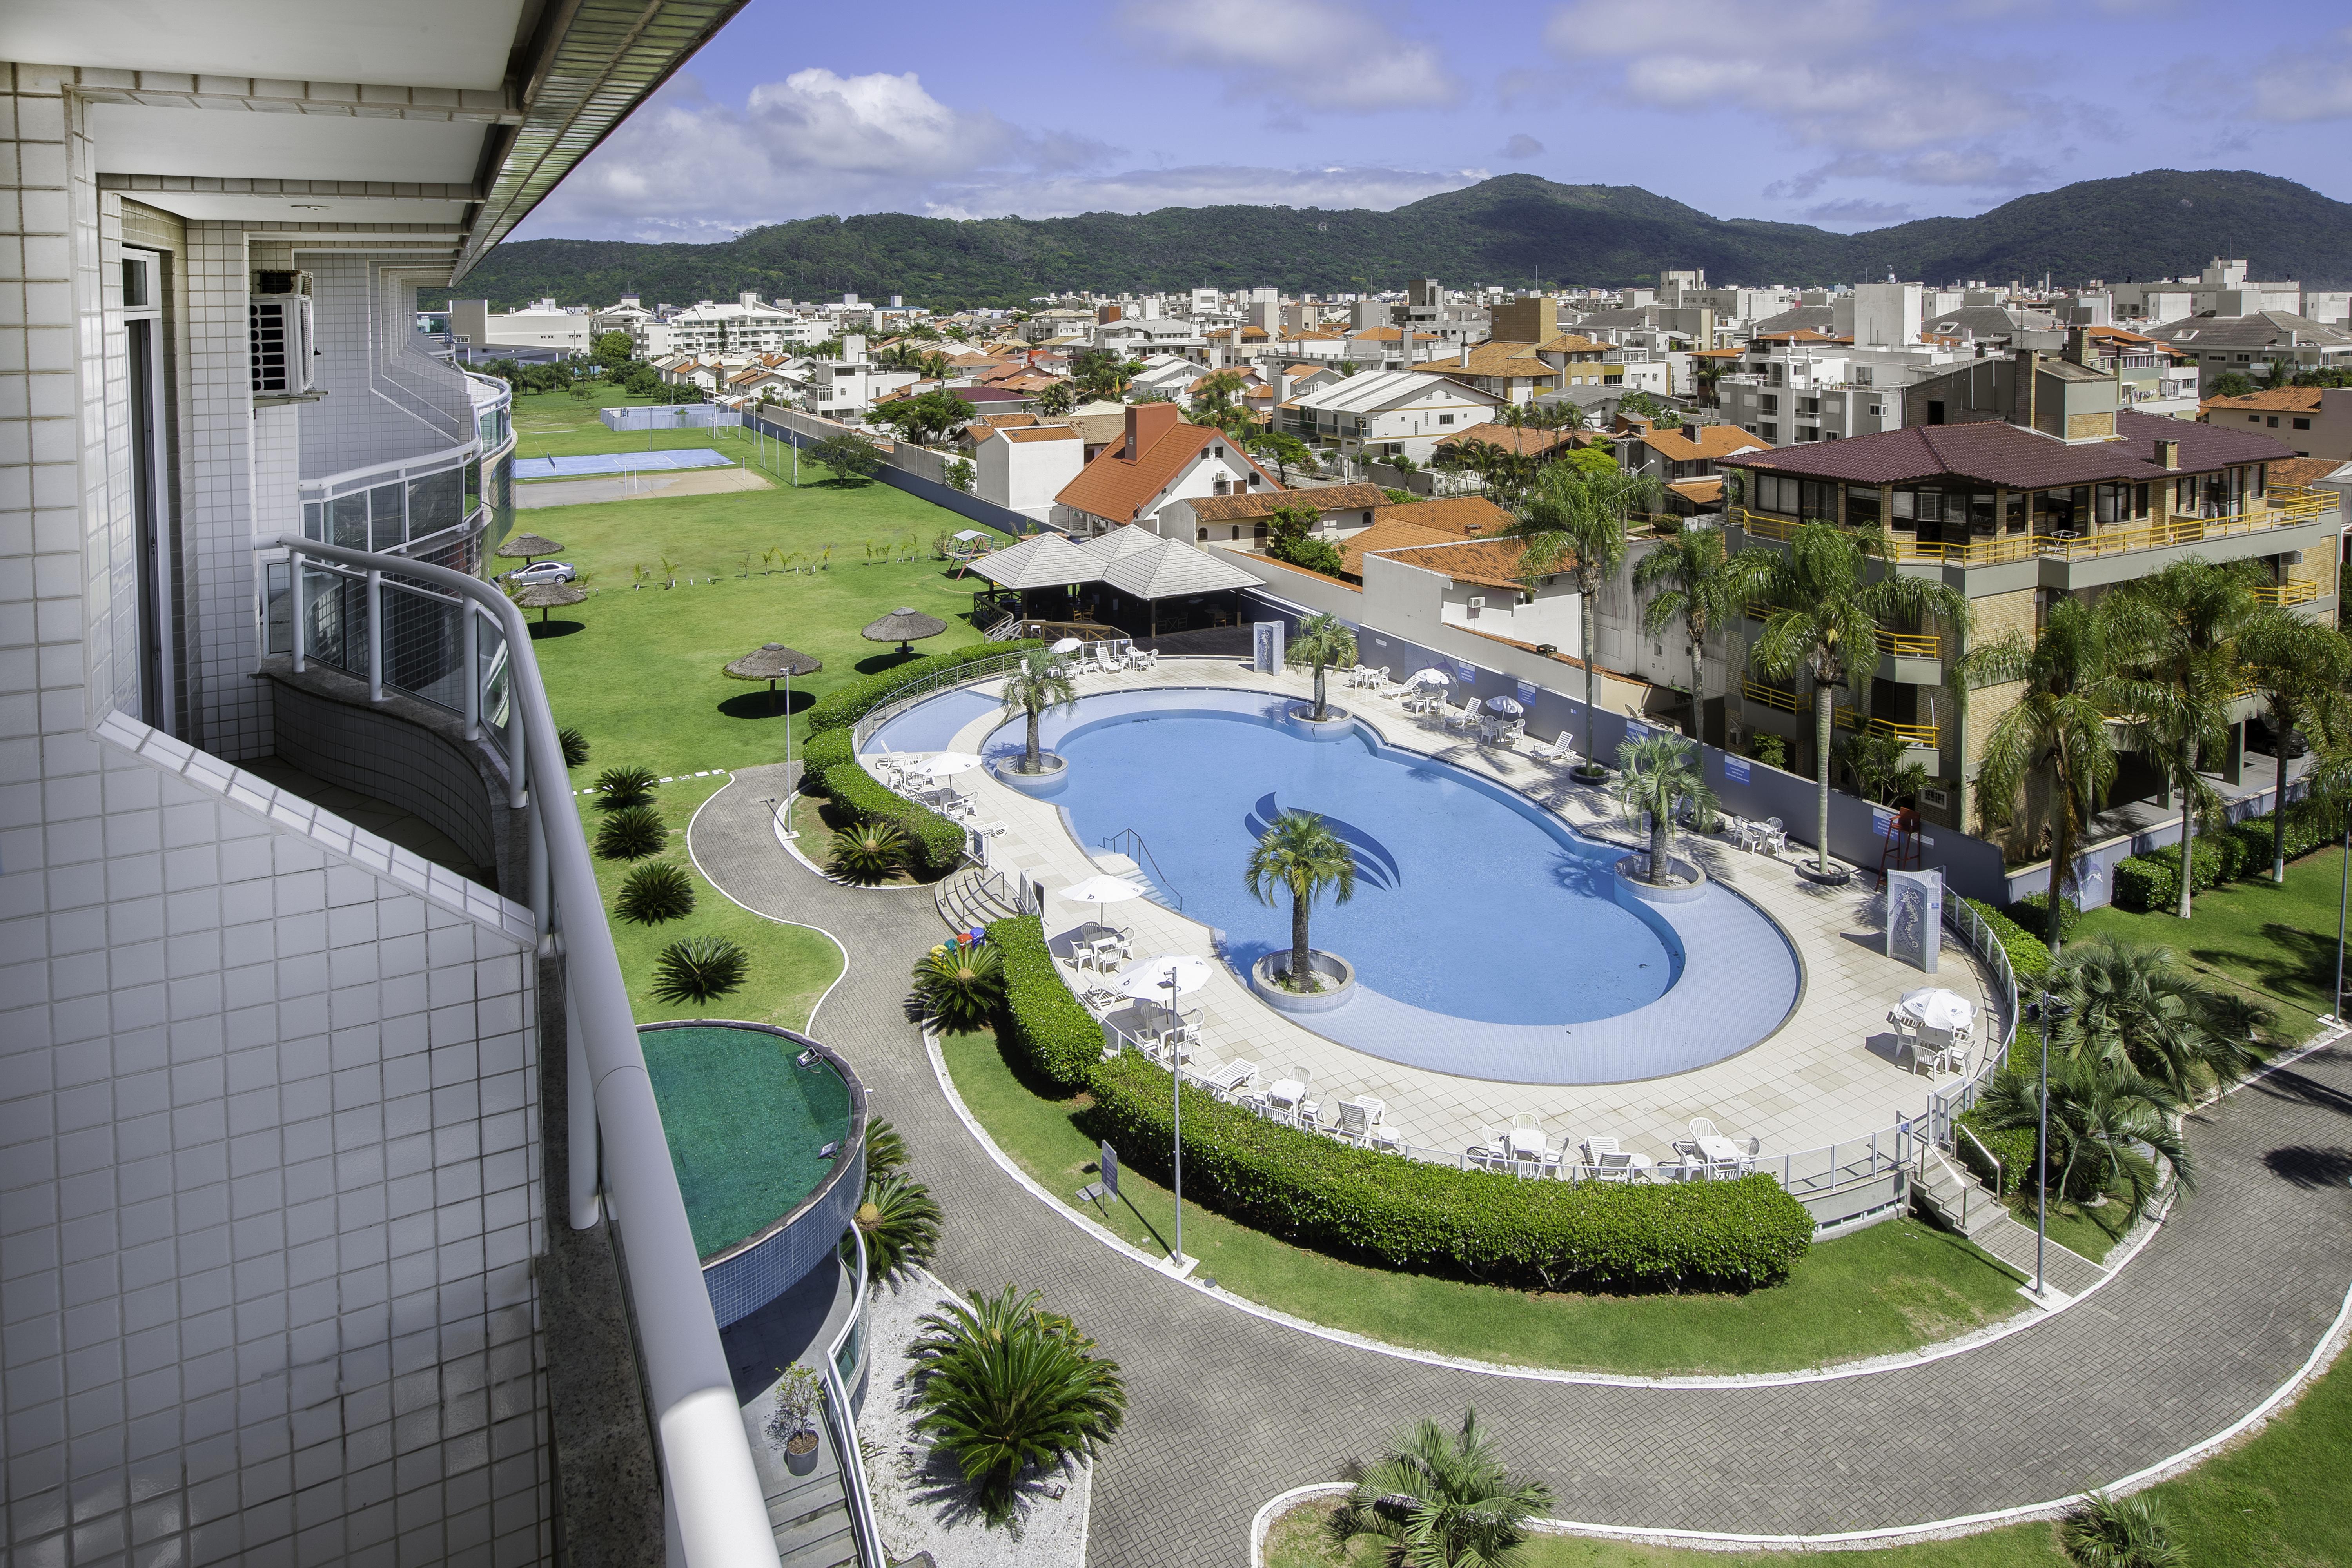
[511,388,746,462]
[938,1029,2033,1377]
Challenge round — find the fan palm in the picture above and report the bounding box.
[1744,522,1969,878]
[1334,1407,1553,1567]
[2060,1492,2182,1568]
[2238,606,2352,882]
[856,1173,941,1287]
[1034,380,1076,417]
[1511,464,1663,777]
[1632,525,1764,740]
[2049,935,2270,1097]
[1285,612,1359,720]
[912,941,1006,1032]
[1953,596,2129,955]
[998,649,1078,774]
[1616,734,1713,884]
[865,1117,908,1182]
[1976,1056,2193,1232]
[1243,811,1357,991]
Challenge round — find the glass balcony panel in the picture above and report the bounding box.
[383,580,468,711]
[407,467,463,542]
[332,494,370,550]
[370,483,407,550]
[263,561,293,655]
[302,502,326,542]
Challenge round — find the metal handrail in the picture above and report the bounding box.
[1730,493,2333,566]
[849,649,1034,752]
[822,1229,886,1568]
[271,536,780,1568]
[1958,1124,2004,1216]
[1100,828,1183,911]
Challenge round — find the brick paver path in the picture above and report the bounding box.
[697,767,2352,1566]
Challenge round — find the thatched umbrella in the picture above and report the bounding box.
[724,641,822,709]
[512,581,586,624]
[862,606,948,655]
[495,533,566,566]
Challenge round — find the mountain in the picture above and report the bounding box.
[461,170,2352,310]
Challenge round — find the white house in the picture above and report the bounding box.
[1156,481,1394,547]
[665,291,804,357]
[1052,404,1279,534]
[1282,368,1502,461]
[974,425,1088,524]
[1358,534,1582,648]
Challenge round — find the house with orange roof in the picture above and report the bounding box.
[1410,339,1560,405]
[1160,481,1393,549]
[1050,403,1281,535]
[1358,534,1583,650]
[972,423,1088,525]
[2202,383,2352,461]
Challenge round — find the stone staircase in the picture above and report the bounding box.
[1914,1149,2108,1298]
[934,863,1022,935]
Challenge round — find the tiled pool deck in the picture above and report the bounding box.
[879,658,2000,1167]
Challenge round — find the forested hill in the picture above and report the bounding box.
[464,169,2352,309]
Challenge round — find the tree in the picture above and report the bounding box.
[1617,389,1661,421]
[998,649,1077,774]
[2205,370,2256,399]
[909,1286,1126,1526]
[1034,379,1077,416]
[1616,734,1714,884]
[1246,428,1312,485]
[1975,1055,2192,1235]
[812,429,882,485]
[1189,368,1247,426]
[869,388,978,445]
[1284,611,1357,720]
[1633,525,1762,740]
[856,1173,941,1287]
[944,457,976,494]
[2238,607,2352,882]
[1834,729,1929,806]
[1511,465,1663,777]
[1745,522,1969,879]
[1955,596,2130,954]
[1265,500,1323,554]
[1243,811,1356,991]
[1072,347,1139,401]
[2049,935,2270,1098]
[1334,1408,1553,1568]
[591,329,635,369]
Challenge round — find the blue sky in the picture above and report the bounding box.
[515,0,2352,245]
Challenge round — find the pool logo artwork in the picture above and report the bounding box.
[1244,793,1401,892]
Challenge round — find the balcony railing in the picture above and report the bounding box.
[1742,679,1800,713]
[1745,603,1942,660]
[1731,487,2334,567]
[1832,709,1941,746]
[262,536,786,1567]
[2252,579,2321,606]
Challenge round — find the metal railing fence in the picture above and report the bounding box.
[821,1230,886,1568]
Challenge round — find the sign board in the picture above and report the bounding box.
[1887,867,1944,974]
[1515,679,1537,702]
[1873,806,1896,838]
[1098,1140,1120,1199]
[1725,756,1751,785]
[1454,660,1475,682]
[1252,621,1285,674]
[1623,720,1648,744]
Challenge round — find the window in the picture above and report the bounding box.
[1438,413,1454,425]
[1760,394,1779,414]
[2267,416,2279,427]
[2249,414,2263,423]
[1759,421,1778,441]
[1846,485,1882,526]
[1926,399,1946,425]
[2294,417,2312,430]
[1853,367,1874,387]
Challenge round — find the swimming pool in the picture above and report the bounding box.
[948,687,1800,1083]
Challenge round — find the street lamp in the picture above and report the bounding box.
[2332,816,2349,1026]
[1162,964,1187,1273]
[2022,988,2074,1301]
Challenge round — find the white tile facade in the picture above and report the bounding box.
[2,64,554,1568]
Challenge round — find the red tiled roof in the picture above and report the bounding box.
[1435,424,1573,456]
[1054,408,1277,521]
[1339,518,1459,577]
[1368,495,1518,536]
[1183,481,1389,523]
[2203,387,2323,413]
[1717,410,2296,489]
[1376,536,1532,593]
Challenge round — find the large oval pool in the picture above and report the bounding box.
[918,686,1797,1082]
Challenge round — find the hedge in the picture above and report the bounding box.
[1953,1102,2035,1199]
[1089,1053,1814,1291]
[2005,891,2080,946]
[803,638,1044,733]
[793,724,966,877]
[985,915,1107,1090]
[1962,897,2050,985]
[2113,799,2343,912]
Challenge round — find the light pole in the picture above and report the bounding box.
[1164,965,1185,1270]
[2025,988,2073,1300]
[2333,818,2349,1025]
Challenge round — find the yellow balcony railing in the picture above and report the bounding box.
[1744,599,1940,659]
[1831,708,1942,746]
[2251,579,2321,606]
[1742,679,1800,713]
[1730,487,2334,568]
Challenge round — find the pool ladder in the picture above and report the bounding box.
[1099,829,1183,911]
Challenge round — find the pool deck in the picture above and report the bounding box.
[880,657,1999,1168]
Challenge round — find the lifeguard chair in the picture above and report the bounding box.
[1878,806,1923,877]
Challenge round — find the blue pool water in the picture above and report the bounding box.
[869,688,1003,755]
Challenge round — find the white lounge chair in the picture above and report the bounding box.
[1091,642,1119,675]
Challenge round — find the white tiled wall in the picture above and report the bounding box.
[3,63,554,1568]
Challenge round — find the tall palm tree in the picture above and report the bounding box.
[1284,612,1358,721]
[1189,368,1247,426]
[2104,557,2262,919]
[1633,525,1764,740]
[1512,465,1663,778]
[998,649,1077,775]
[2238,606,2352,882]
[1616,734,1714,884]
[1334,1408,1554,1568]
[1953,595,2130,955]
[1976,1055,2194,1235]
[1243,811,1356,991]
[2049,935,2270,1098]
[1033,379,1077,417]
[1745,522,1969,880]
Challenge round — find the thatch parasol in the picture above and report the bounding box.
[724,641,823,705]
[512,581,587,623]
[861,606,949,655]
[495,533,566,564]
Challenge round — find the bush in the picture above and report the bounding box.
[1747,731,1788,770]
[1963,897,2050,984]
[813,429,882,484]
[816,760,967,877]
[651,935,749,1003]
[615,860,696,923]
[985,915,1106,1090]
[803,639,1044,733]
[558,726,590,768]
[857,1173,942,1289]
[2112,799,2341,911]
[829,821,908,884]
[799,725,854,779]
[593,765,658,809]
[1954,1101,2037,1198]
[2007,891,2081,944]
[1089,1053,1812,1291]
[914,942,1006,1032]
[595,804,668,860]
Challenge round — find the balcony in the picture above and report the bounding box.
[1742,681,1939,748]
[2251,579,2320,606]
[1745,603,1941,661]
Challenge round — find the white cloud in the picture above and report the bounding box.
[2240,33,2352,122]
[1118,0,1463,111]
[1501,133,1545,159]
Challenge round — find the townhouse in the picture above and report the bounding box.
[1050,403,1281,535]
[2203,385,2352,463]
[1281,369,1503,462]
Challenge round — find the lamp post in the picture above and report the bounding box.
[1164,965,1185,1271]
[2333,818,2349,1025]
[2024,988,2073,1300]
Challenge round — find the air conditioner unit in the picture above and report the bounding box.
[1920,784,1950,811]
[2282,550,2304,566]
[1466,596,1484,619]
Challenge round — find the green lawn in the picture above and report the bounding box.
[939,1030,2032,1377]
[587,774,842,1031]
[512,388,736,461]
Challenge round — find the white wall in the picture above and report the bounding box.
[976,435,1084,523]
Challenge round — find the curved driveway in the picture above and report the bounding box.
[698,766,2352,1567]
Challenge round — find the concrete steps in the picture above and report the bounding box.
[934,864,1021,935]
[764,1438,860,1568]
[1915,1151,2109,1298]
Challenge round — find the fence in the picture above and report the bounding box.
[739,408,1058,539]
[602,402,735,431]
[849,649,1039,753]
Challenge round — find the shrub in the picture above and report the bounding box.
[2114,799,2343,911]
[857,1173,942,1288]
[1089,1051,1814,1291]
[558,726,590,768]
[866,1117,908,1182]
[614,860,696,923]
[1954,1099,2037,1198]
[2060,1492,2180,1568]
[1963,897,2050,984]
[651,935,749,1003]
[595,804,668,860]
[593,765,658,809]
[803,639,1045,733]
[913,942,1007,1032]
[2007,891,2081,944]
[1747,731,1788,770]
[829,821,908,884]
[985,916,1106,1089]
[799,725,854,780]
[817,761,967,877]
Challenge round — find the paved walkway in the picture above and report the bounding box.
[695,766,2352,1566]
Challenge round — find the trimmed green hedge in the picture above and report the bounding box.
[2005,891,2080,945]
[1954,1099,2036,1199]
[1963,897,2050,984]
[986,915,1106,1089]
[795,724,965,877]
[2113,800,2344,912]
[803,638,1043,733]
[1089,1053,1813,1291]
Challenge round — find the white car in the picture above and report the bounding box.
[505,560,577,586]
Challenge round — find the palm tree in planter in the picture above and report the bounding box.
[1745,522,1968,883]
[1285,612,1358,721]
[2049,935,2270,1099]
[1976,1055,2194,1238]
[1243,811,1357,993]
[1633,524,1764,741]
[1512,464,1663,780]
[1335,1407,1554,1567]
[998,648,1077,775]
[1616,734,1715,885]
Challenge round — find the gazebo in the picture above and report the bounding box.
[512,581,586,624]
[723,641,822,711]
[860,606,949,656]
[494,533,564,568]
[1087,526,1262,637]
[966,532,1107,624]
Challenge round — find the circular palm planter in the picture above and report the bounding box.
[990,752,1069,796]
[1283,703,1354,741]
[1796,862,1854,887]
[1612,852,1710,906]
[1571,762,1610,785]
[1250,950,1355,1013]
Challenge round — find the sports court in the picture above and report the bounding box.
[513,448,735,479]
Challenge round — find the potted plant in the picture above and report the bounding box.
[766,1363,824,1475]
[1282,611,1357,734]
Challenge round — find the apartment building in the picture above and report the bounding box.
[665,292,806,358]
[2147,312,2352,391]
[0,6,886,1568]
[1282,369,1503,461]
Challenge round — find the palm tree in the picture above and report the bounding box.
[2238,607,2352,882]
[1034,379,1077,417]
[1284,612,1359,721]
[2060,1492,2182,1568]
[1511,464,1663,778]
[1746,522,1968,879]
[998,649,1077,775]
[1189,368,1247,428]
[1953,596,2129,955]
[1976,1056,2193,1234]
[1616,734,1714,884]
[1243,811,1356,991]
[1632,525,1763,740]
[856,1173,941,1287]
[2049,935,2270,1098]
[2104,557,2261,918]
[1334,1408,1553,1568]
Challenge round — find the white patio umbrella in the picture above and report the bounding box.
[1485,695,1524,715]
[1406,667,1452,687]
[1896,988,1975,1032]
[1058,875,1146,906]
[1050,636,1085,654]
[1115,955,1212,1001]
[915,751,983,780]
